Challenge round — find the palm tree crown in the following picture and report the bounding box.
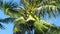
[0,0,60,34]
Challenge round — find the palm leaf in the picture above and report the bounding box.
[0,23,5,29]
[34,20,60,34]
[0,18,15,23]
[0,0,20,18]
[0,0,3,8]
[45,25,60,34]
[0,18,15,29]
[35,5,59,18]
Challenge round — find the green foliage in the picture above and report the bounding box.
[0,18,15,29]
[0,0,60,34]
[0,23,5,29]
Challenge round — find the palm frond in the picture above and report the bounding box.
[3,0,18,8]
[0,18,15,23]
[5,8,21,18]
[0,0,20,18]
[34,20,60,34]
[35,5,59,18]
[0,0,3,8]
[45,25,60,34]
[0,23,5,29]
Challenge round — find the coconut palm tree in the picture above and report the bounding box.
[0,0,60,34]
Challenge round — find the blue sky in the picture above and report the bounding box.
[0,0,60,34]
